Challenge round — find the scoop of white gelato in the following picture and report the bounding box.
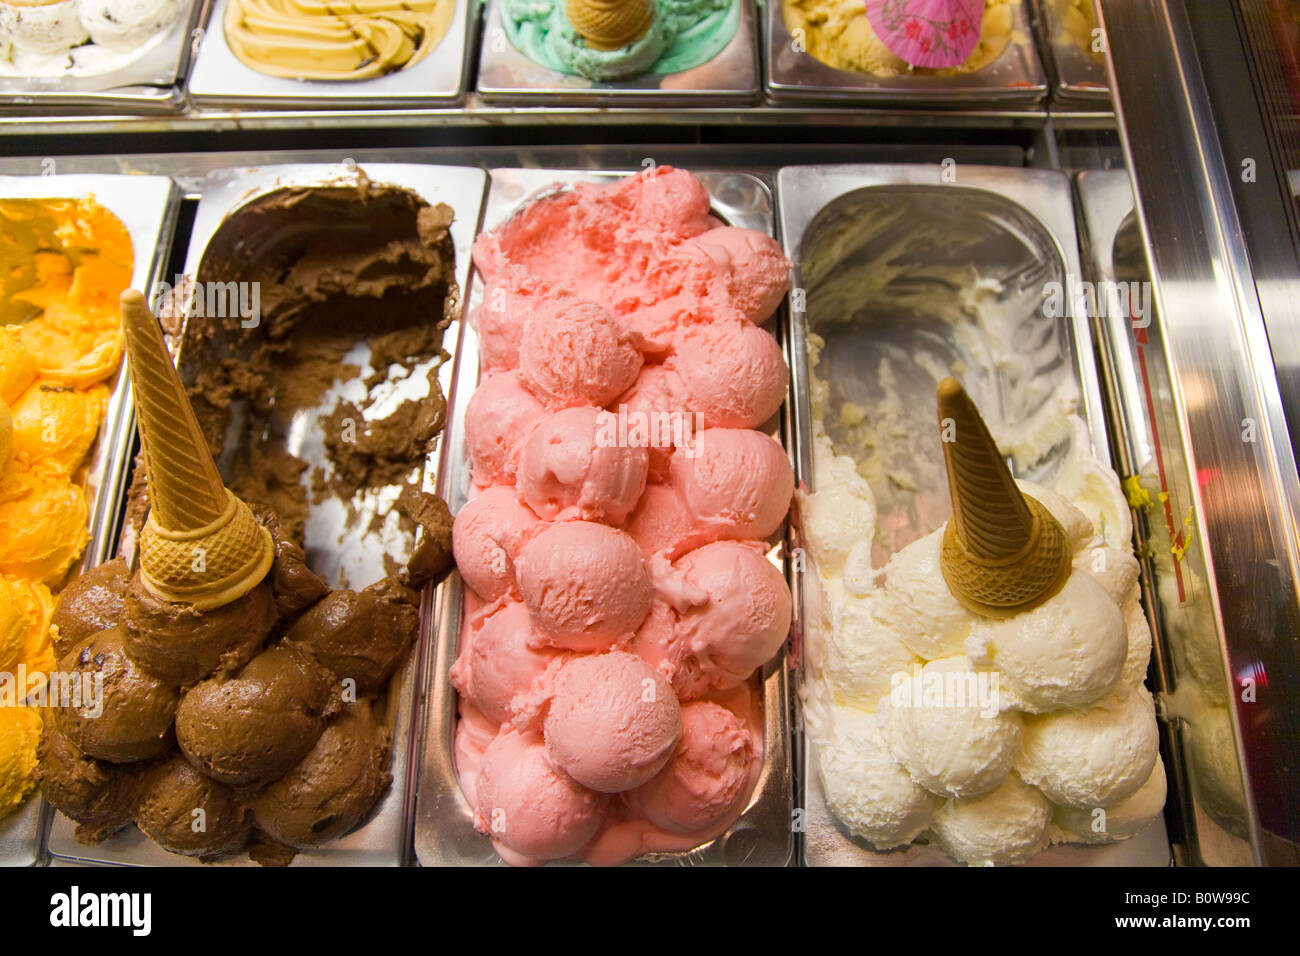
[1016,686,1159,809]
[929,773,1052,866]
[967,572,1126,713]
[1073,545,1139,604]
[824,598,920,712]
[1121,597,1152,687]
[800,452,875,577]
[0,0,88,56]
[817,706,939,850]
[1053,756,1166,844]
[882,657,1021,799]
[873,530,971,660]
[1018,479,1094,549]
[79,0,180,53]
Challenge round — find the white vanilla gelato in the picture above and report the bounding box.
[802,448,876,578]
[1122,599,1153,687]
[817,707,939,849]
[967,572,1126,713]
[1016,686,1160,809]
[1053,757,1166,844]
[825,599,920,710]
[1073,545,1140,604]
[0,0,87,56]
[882,657,1021,799]
[929,773,1052,867]
[872,530,972,660]
[79,0,179,52]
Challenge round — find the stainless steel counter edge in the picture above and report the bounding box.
[1100,0,1300,865]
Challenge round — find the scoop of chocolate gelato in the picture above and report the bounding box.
[283,576,417,696]
[124,573,276,686]
[258,507,330,620]
[175,644,335,786]
[49,557,131,659]
[51,627,180,763]
[136,754,252,859]
[252,702,392,848]
[398,485,453,589]
[35,717,144,844]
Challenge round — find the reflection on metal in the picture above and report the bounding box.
[1099,0,1300,865]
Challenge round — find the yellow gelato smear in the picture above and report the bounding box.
[0,197,132,389]
[0,328,37,406]
[0,469,89,586]
[10,381,108,477]
[0,576,55,683]
[783,0,1014,78]
[224,0,456,81]
[0,706,41,822]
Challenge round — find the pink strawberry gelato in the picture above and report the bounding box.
[464,371,545,487]
[451,486,542,603]
[516,521,652,651]
[516,406,649,524]
[519,299,643,409]
[543,651,682,793]
[671,427,794,542]
[452,167,794,866]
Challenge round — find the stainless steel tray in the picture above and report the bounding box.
[1076,170,1253,867]
[0,0,206,113]
[413,167,795,866]
[45,162,488,867]
[1029,0,1109,106]
[777,163,1170,866]
[765,0,1047,107]
[476,0,759,104]
[189,0,473,109]
[0,173,180,867]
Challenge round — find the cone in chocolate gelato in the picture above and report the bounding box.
[120,290,274,611]
[565,0,656,50]
[937,377,1071,619]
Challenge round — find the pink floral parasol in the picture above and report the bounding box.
[863,0,984,69]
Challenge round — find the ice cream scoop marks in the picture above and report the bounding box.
[151,274,261,330]
[595,404,706,457]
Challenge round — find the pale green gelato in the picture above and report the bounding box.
[503,0,738,81]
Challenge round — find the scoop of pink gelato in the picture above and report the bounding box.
[451,486,542,603]
[473,727,609,865]
[631,700,755,833]
[517,521,652,651]
[518,298,643,409]
[469,266,564,372]
[464,371,545,487]
[452,600,563,727]
[672,427,793,541]
[616,364,699,482]
[543,651,683,793]
[675,541,792,694]
[626,481,716,561]
[516,406,648,525]
[673,321,788,429]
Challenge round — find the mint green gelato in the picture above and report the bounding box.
[502,0,738,81]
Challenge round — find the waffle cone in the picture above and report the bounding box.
[120,290,273,611]
[566,0,655,51]
[936,377,1071,619]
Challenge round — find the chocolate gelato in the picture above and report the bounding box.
[52,628,180,764]
[260,508,330,620]
[284,577,418,697]
[36,719,143,844]
[398,484,454,589]
[252,702,392,848]
[48,557,130,659]
[136,754,252,859]
[175,644,335,786]
[124,574,276,686]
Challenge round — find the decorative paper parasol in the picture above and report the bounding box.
[864,0,984,69]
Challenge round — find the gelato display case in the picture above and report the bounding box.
[1,0,1299,872]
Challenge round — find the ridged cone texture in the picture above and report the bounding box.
[565,0,655,51]
[120,290,273,611]
[936,377,1071,619]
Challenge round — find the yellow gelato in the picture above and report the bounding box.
[0,328,37,405]
[10,381,108,477]
[224,0,457,81]
[0,575,55,682]
[0,469,89,586]
[1055,0,1104,64]
[783,0,1015,78]
[0,706,41,822]
[0,397,11,469]
[1,197,132,389]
